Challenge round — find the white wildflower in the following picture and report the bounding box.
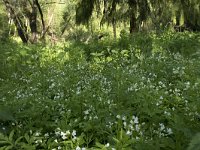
[76,146,81,150]
[35,132,40,136]
[123,122,127,127]
[159,123,165,131]
[105,143,110,147]
[44,133,49,138]
[72,130,76,137]
[135,124,140,131]
[116,115,121,119]
[126,130,132,136]
[167,128,173,134]
[84,110,89,115]
[122,116,126,121]
[54,139,58,143]
[132,116,139,124]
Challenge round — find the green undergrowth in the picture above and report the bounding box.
[0,31,200,150]
[70,30,200,60]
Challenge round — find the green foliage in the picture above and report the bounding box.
[1,31,200,149]
[0,3,9,41]
[153,31,200,56]
[187,133,200,150]
[74,30,200,60]
[1,0,200,44]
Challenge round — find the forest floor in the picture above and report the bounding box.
[0,31,200,150]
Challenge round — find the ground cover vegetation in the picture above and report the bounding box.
[0,0,200,150]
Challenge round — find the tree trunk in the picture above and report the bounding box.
[129,0,137,34]
[110,0,117,39]
[3,0,28,43]
[28,0,38,43]
[130,12,137,33]
[35,0,45,32]
[112,18,117,39]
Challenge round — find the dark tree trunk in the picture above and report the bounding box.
[128,0,137,34]
[130,12,137,33]
[3,0,28,43]
[110,0,117,39]
[112,18,117,39]
[60,17,71,36]
[35,0,45,32]
[26,0,45,43]
[29,0,38,43]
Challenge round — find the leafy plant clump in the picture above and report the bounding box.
[0,32,200,150]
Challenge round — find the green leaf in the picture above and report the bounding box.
[15,136,24,144]
[0,133,6,140]
[0,146,7,150]
[21,144,36,150]
[113,137,120,143]
[91,52,104,57]
[63,140,73,148]
[0,133,9,145]
[0,107,14,121]
[8,130,14,142]
[19,49,27,56]
[95,142,104,148]
[24,133,29,143]
[187,133,200,150]
[0,141,9,144]
[5,145,13,150]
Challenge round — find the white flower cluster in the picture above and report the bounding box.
[55,128,76,140]
[152,123,173,137]
[116,115,143,139]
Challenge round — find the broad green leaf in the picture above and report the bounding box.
[5,145,13,150]
[95,142,105,148]
[24,133,29,143]
[21,144,36,150]
[8,130,14,142]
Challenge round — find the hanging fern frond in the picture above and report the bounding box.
[138,0,150,22]
[76,0,95,25]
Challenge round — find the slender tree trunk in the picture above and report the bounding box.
[41,5,55,40]
[8,13,13,35]
[112,18,117,39]
[3,0,28,43]
[100,0,108,28]
[35,0,45,32]
[60,17,71,36]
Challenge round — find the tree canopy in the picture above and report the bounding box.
[0,0,200,43]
